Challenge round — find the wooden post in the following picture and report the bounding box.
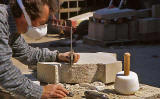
[124,52,131,76]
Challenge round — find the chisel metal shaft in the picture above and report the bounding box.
[70,27,74,66]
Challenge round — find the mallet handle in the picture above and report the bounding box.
[124,53,131,76]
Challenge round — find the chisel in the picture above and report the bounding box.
[70,26,74,66]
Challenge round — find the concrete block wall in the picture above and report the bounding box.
[88,21,116,41]
[116,23,128,40]
[87,7,160,43]
[88,20,139,41]
[138,18,160,34]
[152,4,160,18]
[138,18,160,41]
[96,23,116,41]
[128,20,139,40]
[157,19,160,32]
[87,8,139,42]
[88,21,96,39]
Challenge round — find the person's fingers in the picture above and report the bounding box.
[50,93,64,98]
[63,52,80,63]
[73,54,77,63]
[74,54,80,63]
[57,85,69,94]
[55,90,67,97]
[77,54,80,61]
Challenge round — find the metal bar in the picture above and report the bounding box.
[77,0,79,15]
[118,0,124,8]
[58,0,61,19]
[68,1,70,19]
[70,26,73,66]
[108,0,113,8]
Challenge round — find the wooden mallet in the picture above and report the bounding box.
[114,52,139,95]
[124,52,131,76]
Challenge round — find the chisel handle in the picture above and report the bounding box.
[124,53,131,76]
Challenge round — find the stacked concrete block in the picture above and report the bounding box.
[156,19,160,33]
[152,4,160,18]
[136,9,152,18]
[128,20,139,40]
[138,18,158,34]
[95,61,122,83]
[138,18,160,41]
[95,23,116,41]
[116,23,128,40]
[37,63,59,84]
[88,21,96,39]
[88,21,116,41]
[37,53,122,84]
[93,8,136,20]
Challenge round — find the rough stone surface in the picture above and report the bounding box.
[152,4,160,18]
[136,9,152,18]
[37,53,122,84]
[61,83,160,99]
[116,23,128,40]
[84,84,160,99]
[93,8,136,20]
[1,83,160,99]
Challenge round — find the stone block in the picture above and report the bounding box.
[138,18,160,41]
[128,20,139,40]
[95,23,116,41]
[93,8,136,20]
[37,63,59,84]
[37,53,122,84]
[116,23,128,40]
[138,18,158,34]
[152,4,160,18]
[88,21,116,41]
[88,21,96,39]
[139,32,160,42]
[96,61,122,83]
[156,19,160,32]
[69,12,93,26]
[136,9,152,18]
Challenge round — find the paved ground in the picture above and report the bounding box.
[13,34,160,88]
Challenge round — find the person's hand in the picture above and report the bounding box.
[57,52,80,63]
[41,84,69,99]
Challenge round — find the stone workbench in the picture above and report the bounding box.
[63,84,160,99]
[0,56,160,99]
[0,83,160,99]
